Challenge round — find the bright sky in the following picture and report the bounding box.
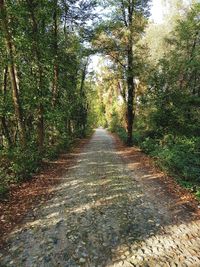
[150,0,164,24]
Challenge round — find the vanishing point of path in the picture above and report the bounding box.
[0,129,200,267]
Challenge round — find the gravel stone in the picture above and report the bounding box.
[0,129,199,266]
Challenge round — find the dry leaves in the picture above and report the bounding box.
[0,138,89,248]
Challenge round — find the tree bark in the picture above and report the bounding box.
[79,61,88,136]
[126,1,135,146]
[1,65,13,147]
[52,0,59,107]
[26,0,44,153]
[126,47,135,145]
[0,0,26,147]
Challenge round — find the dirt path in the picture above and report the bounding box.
[0,129,200,267]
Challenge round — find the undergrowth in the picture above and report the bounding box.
[113,127,200,200]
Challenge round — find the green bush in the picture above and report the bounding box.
[132,131,141,145]
[114,126,127,144]
[8,145,42,182]
[0,144,42,185]
[109,112,121,133]
[134,132,200,183]
[140,137,160,156]
[157,137,200,182]
[45,136,73,160]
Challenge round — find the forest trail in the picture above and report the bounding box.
[0,129,200,267]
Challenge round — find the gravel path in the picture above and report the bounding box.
[0,129,200,267]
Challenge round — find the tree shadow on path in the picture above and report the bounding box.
[0,129,200,267]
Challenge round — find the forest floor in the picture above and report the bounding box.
[0,128,200,267]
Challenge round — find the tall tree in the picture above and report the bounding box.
[26,0,46,152]
[94,0,150,145]
[52,0,59,107]
[1,65,12,147]
[0,0,26,146]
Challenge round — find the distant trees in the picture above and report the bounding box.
[93,0,150,145]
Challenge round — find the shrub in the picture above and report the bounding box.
[8,145,42,182]
[45,135,73,160]
[114,126,127,144]
[139,137,160,156]
[111,125,200,184]
[0,144,42,185]
[133,131,144,146]
[157,137,200,182]
[134,132,200,183]
[109,112,121,133]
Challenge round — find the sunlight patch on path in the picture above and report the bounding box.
[0,129,199,267]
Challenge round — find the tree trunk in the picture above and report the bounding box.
[1,116,12,147]
[26,0,44,153]
[52,0,59,107]
[0,0,26,147]
[79,61,88,136]
[1,65,12,147]
[36,104,44,152]
[126,48,135,145]
[126,4,135,146]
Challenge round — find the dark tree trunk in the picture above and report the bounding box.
[79,61,88,136]
[52,0,59,107]
[126,48,135,146]
[126,3,135,146]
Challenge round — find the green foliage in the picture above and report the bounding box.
[109,112,121,132]
[128,3,200,194]
[0,145,41,183]
[195,190,200,200]
[157,137,200,182]
[45,135,73,160]
[134,132,200,183]
[139,137,159,155]
[0,0,97,197]
[0,0,199,200]
[114,127,127,144]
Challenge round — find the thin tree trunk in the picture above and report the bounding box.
[79,62,88,136]
[1,116,12,146]
[0,0,26,146]
[36,104,44,151]
[126,4,135,146]
[126,49,135,145]
[26,0,44,153]
[1,65,12,147]
[52,0,59,107]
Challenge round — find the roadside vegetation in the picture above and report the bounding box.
[92,1,200,197]
[0,0,97,198]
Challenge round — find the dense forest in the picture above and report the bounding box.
[0,0,200,197]
[0,0,97,196]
